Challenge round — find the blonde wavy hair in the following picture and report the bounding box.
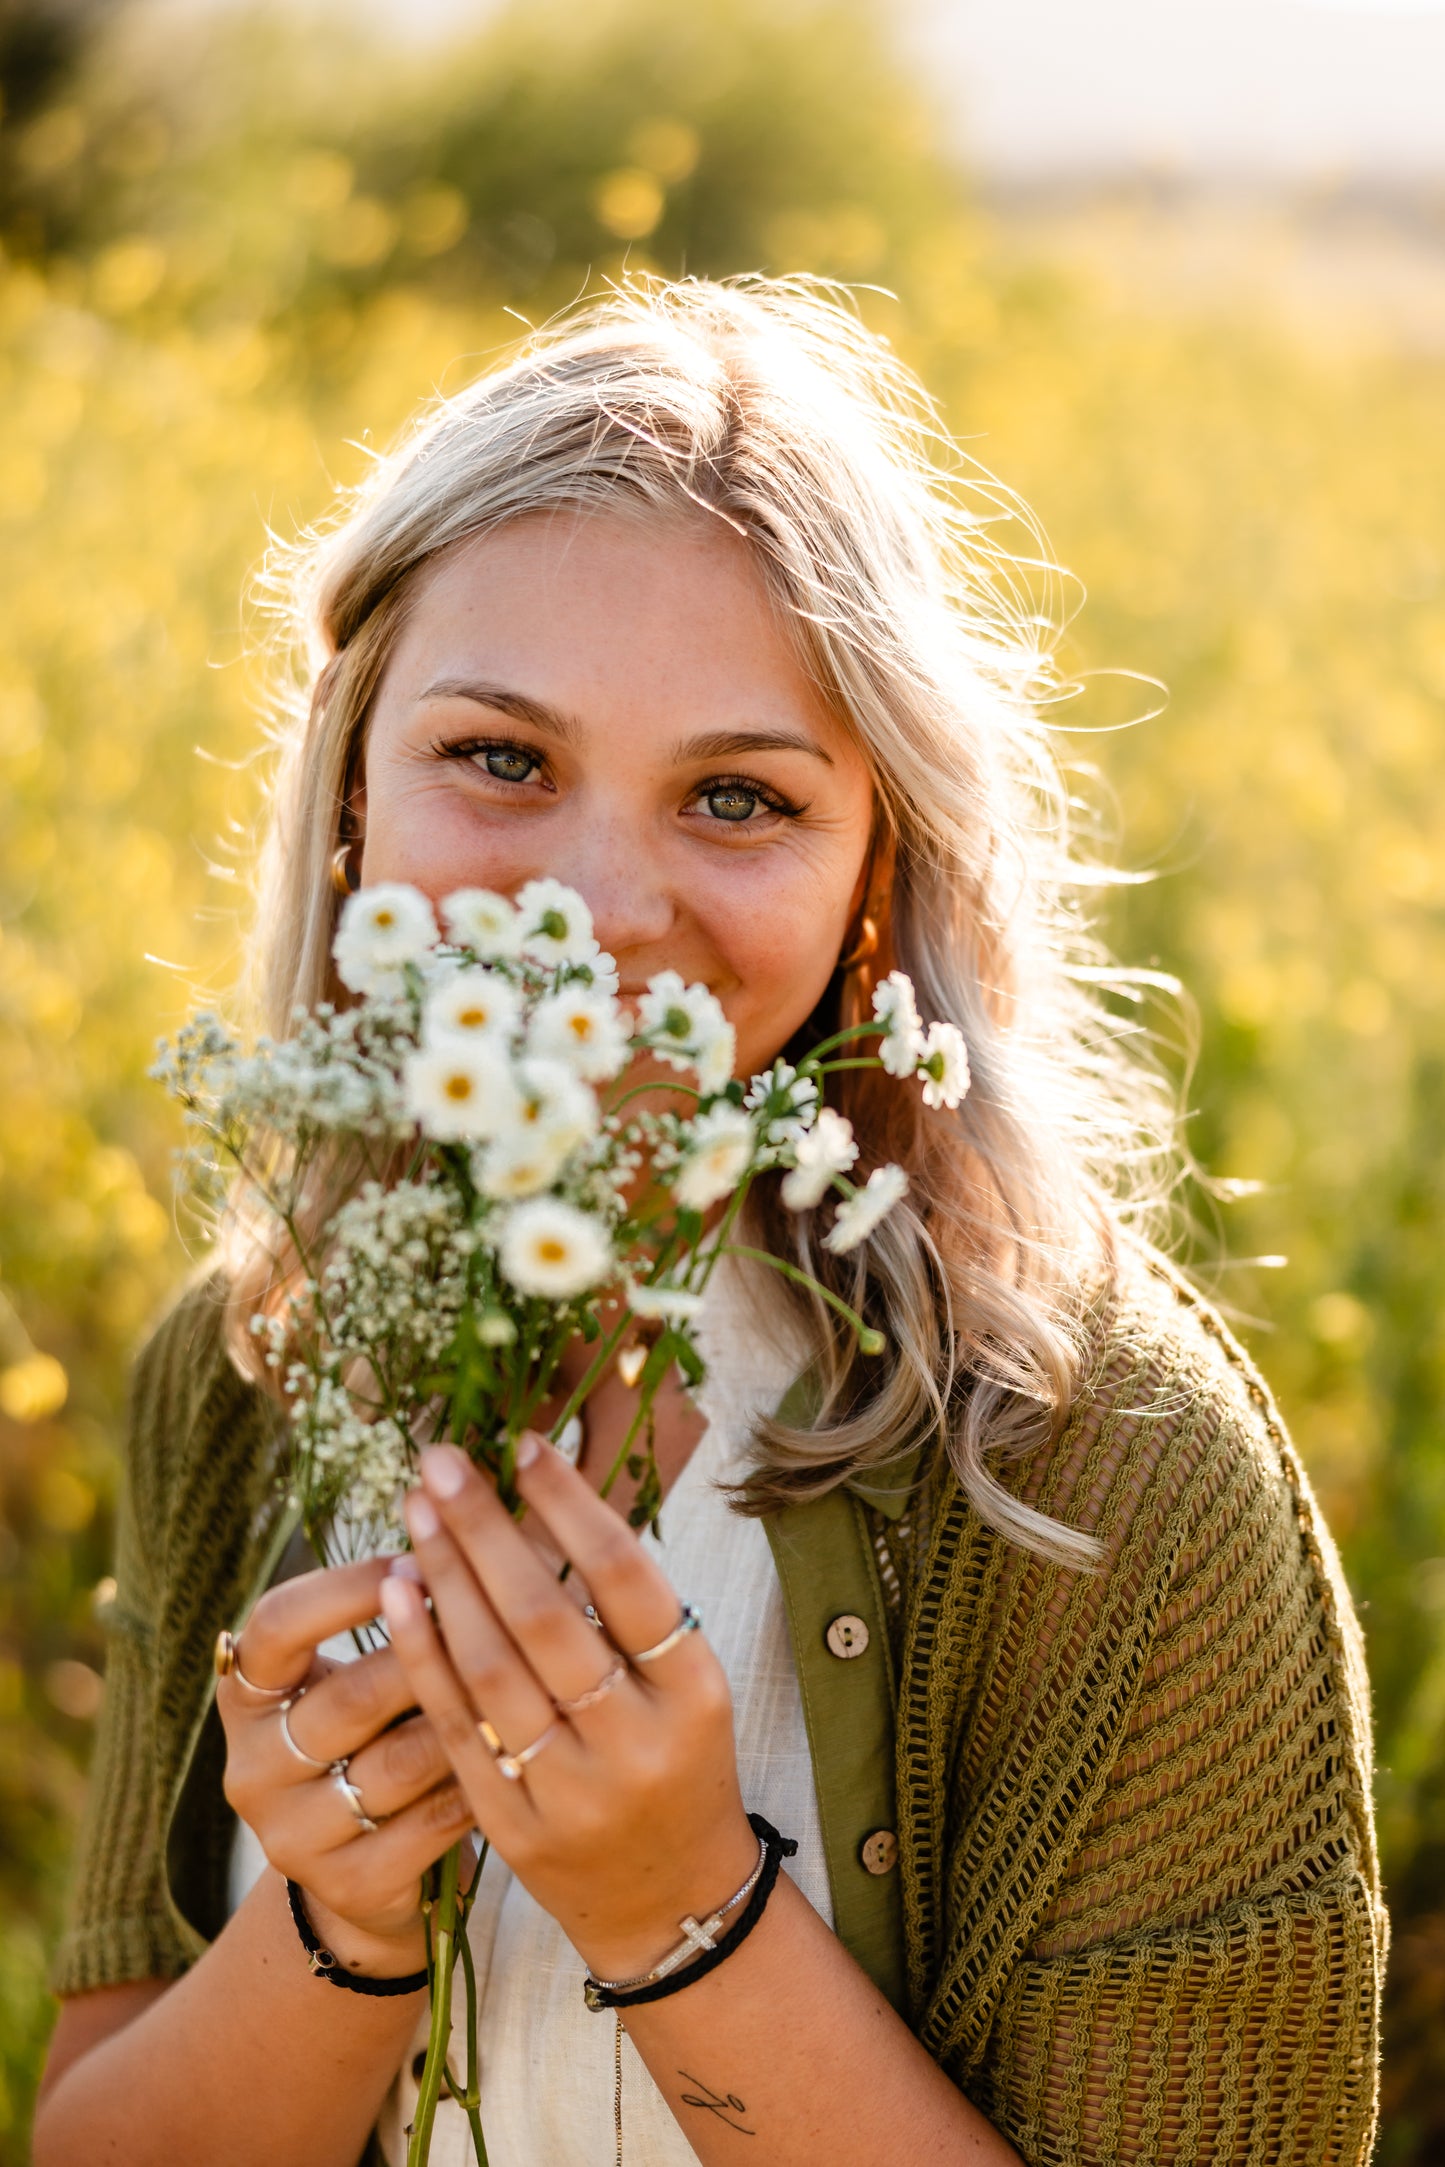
[239,274,1185,1569]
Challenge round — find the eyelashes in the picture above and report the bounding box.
[432,735,806,827]
[432,735,547,787]
[691,773,803,825]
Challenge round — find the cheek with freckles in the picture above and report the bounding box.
[710,900,854,1077]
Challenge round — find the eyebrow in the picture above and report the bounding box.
[419,678,585,746]
[419,679,833,768]
[670,727,834,767]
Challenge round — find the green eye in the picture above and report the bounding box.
[705,785,759,823]
[484,746,537,784]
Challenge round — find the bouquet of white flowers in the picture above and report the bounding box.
[155,875,969,2164]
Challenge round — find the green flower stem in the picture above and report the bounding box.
[716,1242,884,1352]
[606,1076,702,1114]
[596,1374,663,1503]
[443,1845,488,2165]
[689,1180,751,1295]
[800,1020,885,1062]
[409,1841,464,2166]
[547,1310,634,1444]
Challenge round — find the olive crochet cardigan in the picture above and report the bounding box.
[52,1239,1385,2164]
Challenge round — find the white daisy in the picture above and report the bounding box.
[476,1125,576,1200]
[527,985,630,1082]
[872,970,925,1078]
[823,1163,909,1254]
[498,1197,613,1299]
[571,939,620,997]
[745,1062,820,1152]
[515,877,596,965]
[626,1280,707,1324]
[404,1042,517,1142]
[333,884,438,997]
[441,888,522,959]
[424,966,522,1047]
[638,970,736,1088]
[673,1103,756,1212]
[510,1056,599,1155]
[693,1020,737,1094]
[781,1107,859,1211]
[917,1020,971,1111]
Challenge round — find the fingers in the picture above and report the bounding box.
[275,1648,417,1773]
[379,1567,555,1826]
[280,1773,478,1922]
[222,1558,392,1710]
[271,1714,459,1853]
[506,1435,696,1669]
[415,1445,650,1704]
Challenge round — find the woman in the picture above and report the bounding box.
[36,278,1384,2165]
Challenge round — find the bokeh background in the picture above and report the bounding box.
[2,0,1443,2156]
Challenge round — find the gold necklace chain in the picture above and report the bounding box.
[614,2012,624,2166]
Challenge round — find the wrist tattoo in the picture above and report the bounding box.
[677,2071,755,2137]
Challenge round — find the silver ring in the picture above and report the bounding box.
[478,1715,560,1782]
[331,1758,379,1834]
[555,1657,627,1718]
[278,1689,329,1772]
[630,1603,701,1665]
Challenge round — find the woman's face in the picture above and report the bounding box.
[356,509,876,1081]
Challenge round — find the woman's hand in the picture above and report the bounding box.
[379,1437,759,1984]
[217,1559,476,1974]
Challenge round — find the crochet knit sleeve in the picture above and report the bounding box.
[902,1249,1386,2166]
[49,1279,247,1995]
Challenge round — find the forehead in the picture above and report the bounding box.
[385,506,853,746]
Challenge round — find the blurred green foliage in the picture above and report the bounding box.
[1,0,1442,2157]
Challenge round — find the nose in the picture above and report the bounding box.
[558,831,678,963]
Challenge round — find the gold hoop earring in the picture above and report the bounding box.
[838,915,879,974]
[330,843,358,898]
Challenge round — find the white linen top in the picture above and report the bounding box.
[229,1258,830,2164]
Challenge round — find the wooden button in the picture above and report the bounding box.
[825,1613,870,1659]
[860,1828,898,1875]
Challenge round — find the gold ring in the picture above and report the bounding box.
[555,1657,628,1718]
[478,1715,561,1782]
[214,1628,303,1699]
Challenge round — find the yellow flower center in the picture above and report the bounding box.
[537,1237,567,1263]
[374,909,395,929]
[457,1006,487,1029]
[443,1074,474,1101]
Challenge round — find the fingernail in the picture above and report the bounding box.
[387,1553,426,1583]
[515,1430,542,1469]
[421,1445,467,1498]
[407,1491,441,1541]
[379,1576,413,1625]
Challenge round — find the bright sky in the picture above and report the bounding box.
[261,0,1445,180]
[910,0,1445,179]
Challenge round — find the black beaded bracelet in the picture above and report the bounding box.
[583,1814,799,2013]
[286,1877,429,1998]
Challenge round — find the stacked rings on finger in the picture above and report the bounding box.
[631,1603,702,1666]
[555,1656,627,1718]
[332,1759,380,1834]
[277,1687,330,1772]
[479,1715,561,1782]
